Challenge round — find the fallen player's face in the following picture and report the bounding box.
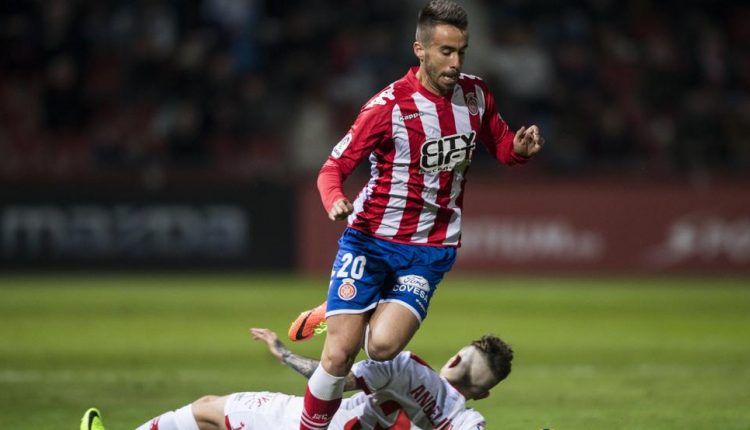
[423,24,468,94]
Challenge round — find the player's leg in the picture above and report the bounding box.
[366,301,420,361]
[300,228,387,430]
[301,313,368,430]
[320,313,368,375]
[135,395,224,430]
[366,246,457,361]
[191,395,227,430]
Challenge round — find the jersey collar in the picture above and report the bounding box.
[407,66,455,102]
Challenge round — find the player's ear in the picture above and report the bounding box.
[413,41,425,62]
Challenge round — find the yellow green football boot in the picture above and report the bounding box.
[80,408,106,430]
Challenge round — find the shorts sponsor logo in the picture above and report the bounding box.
[465,91,479,116]
[393,275,431,301]
[338,278,357,301]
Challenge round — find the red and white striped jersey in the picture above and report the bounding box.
[318,66,528,247]
[331,351,485,430]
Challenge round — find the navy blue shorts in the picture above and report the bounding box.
[325,228,457,322]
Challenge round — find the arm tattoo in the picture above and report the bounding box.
[277,341,319,379]
[343,373,359,392]
[276,340,361,391]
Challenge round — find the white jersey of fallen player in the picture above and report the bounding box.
[222,351,487,429]
[223,391,423,430]
[224,391,402,430]
[223,391,302,429]
[346,351,487,429]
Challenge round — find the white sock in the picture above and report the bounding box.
[135,404,199,430]
[308,364,346,400]
[301,365,346,429]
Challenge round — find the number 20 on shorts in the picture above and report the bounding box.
[336,253,367,280]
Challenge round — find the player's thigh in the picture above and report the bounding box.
[381,246,457,323]
[191,395,228,430]
[326,229,389,319]
[366,301,421,361]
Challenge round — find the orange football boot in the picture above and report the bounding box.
[288,301,327,342]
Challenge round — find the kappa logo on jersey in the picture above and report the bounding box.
[338,278,357,300]
[465,92,479,116]
[399,111,423,122]
[393,275,431,301]
[332,131,353,158]
[420,131,476,173]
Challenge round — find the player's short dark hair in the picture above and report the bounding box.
[416,0,468,43]
[473,334,514,382]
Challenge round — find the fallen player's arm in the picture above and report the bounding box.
[250,327,359,391]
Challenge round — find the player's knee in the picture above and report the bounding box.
[366,338,401,361]
[193,395,220,405]
[191,395,224,430]
[322,347,358,374]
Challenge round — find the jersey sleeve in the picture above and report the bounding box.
[454,409,486,430]
[350,351,412,393]
[477,86,530,166]
[339,392,368,411]
[317,101,393,213]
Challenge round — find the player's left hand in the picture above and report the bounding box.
[512,125,544,157]
[250,327,286,362]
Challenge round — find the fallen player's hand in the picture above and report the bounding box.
[328,198,354,221]
[250,327,286,362]
[512,125,544,157]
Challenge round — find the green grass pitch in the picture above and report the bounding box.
[1,274,749,429]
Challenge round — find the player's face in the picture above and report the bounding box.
[416,24,469,95]
[439,346,495,400]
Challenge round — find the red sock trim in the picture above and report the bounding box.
[300,387,342,430]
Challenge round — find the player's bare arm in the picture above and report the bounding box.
[250,328,359,391]
[513,125,545,157]
[328,198,353,221]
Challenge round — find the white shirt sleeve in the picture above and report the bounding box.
[350,351,412,392]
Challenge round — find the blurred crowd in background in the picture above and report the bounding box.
[1,0,749,186]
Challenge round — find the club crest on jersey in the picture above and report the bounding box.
[465,92,479,116]
[332,131,353,158]
[338,278,357,301]
[420,131,476,173]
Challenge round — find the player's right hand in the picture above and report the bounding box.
[250,327,285,362]
[328,198,354,221]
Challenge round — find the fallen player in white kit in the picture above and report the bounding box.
[80,327,513,430]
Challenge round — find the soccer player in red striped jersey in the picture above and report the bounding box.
[293,2,544,429]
